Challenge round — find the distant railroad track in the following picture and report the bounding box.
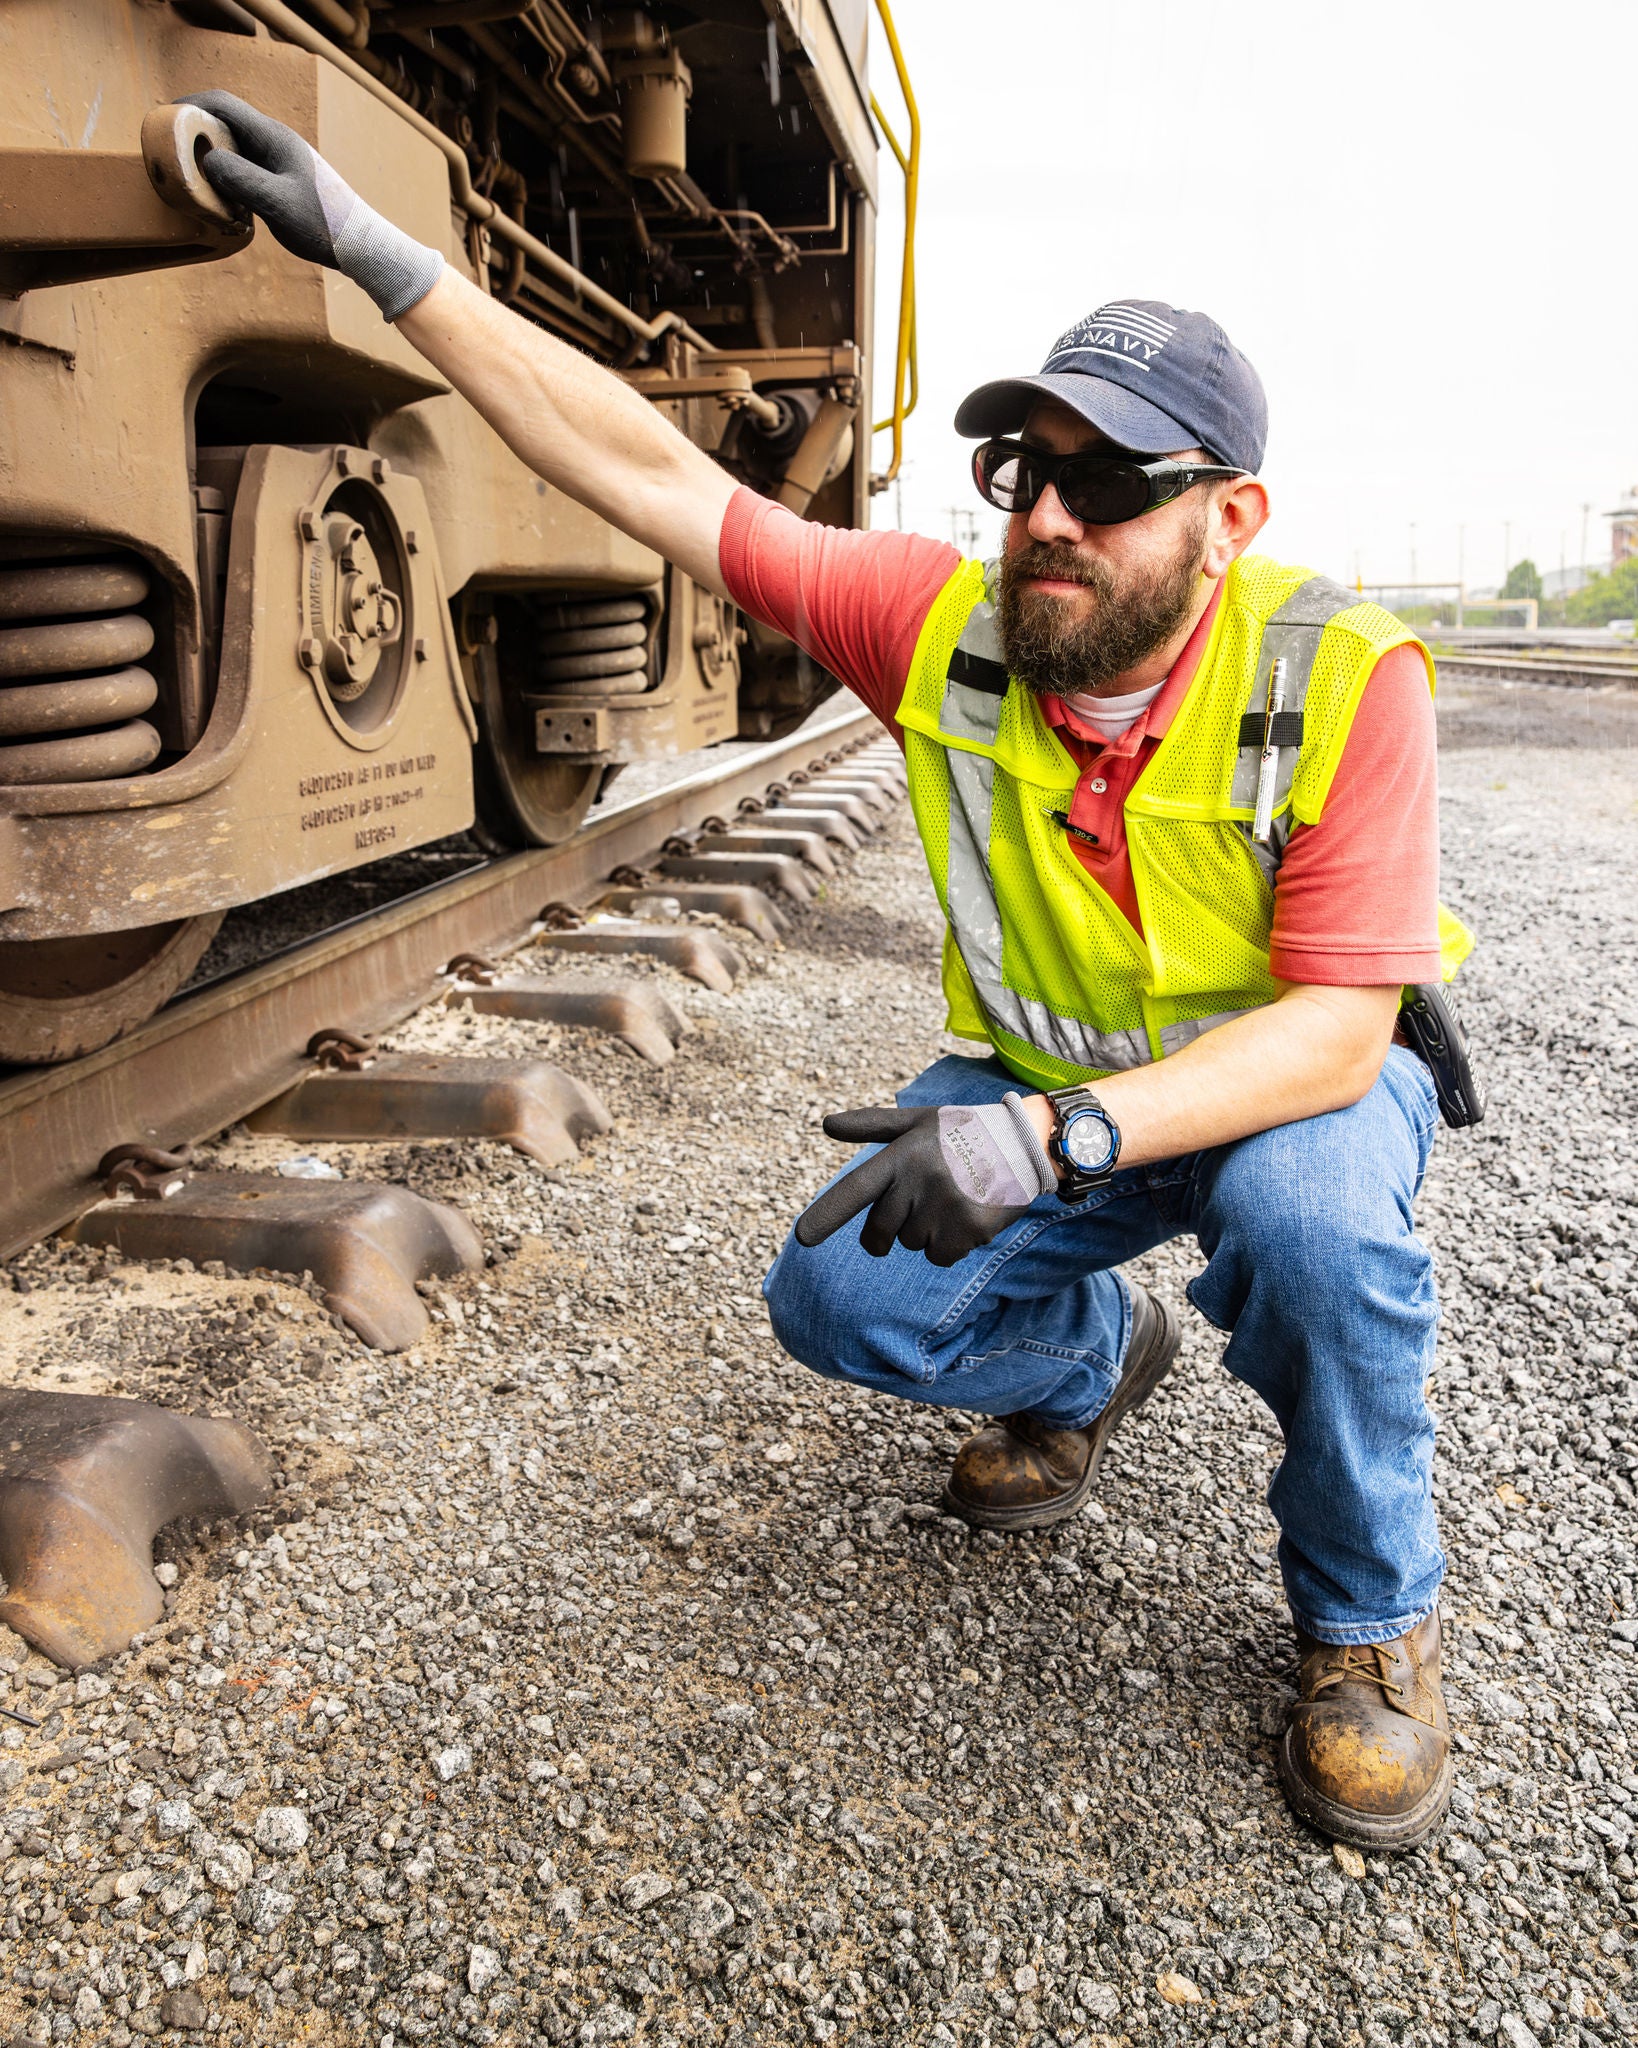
[1434,650,1638,691]
[0,703,877,1260]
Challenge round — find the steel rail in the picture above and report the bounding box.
[0,702,875,1259]
[1435,653,1638,692]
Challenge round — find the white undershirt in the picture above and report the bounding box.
[1058,677,1166,743]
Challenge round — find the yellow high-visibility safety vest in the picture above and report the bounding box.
[895,551,1475,1093]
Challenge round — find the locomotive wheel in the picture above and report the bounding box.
[468,642,604,850]
[0,914,224,1066]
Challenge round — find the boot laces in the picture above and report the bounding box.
[1302,1630,1433,1728]
[1310,1641,1405,1705]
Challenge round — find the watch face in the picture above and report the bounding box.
[1063,1110,1116,1174]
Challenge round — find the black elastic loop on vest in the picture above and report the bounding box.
[1237,710,1305,750]
[949,647,1009,695]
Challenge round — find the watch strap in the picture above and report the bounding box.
[1046,1085,1121,1200]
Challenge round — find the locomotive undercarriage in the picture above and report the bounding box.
[0,0,878,1060]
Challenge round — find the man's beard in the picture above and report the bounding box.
[995,506,1209,696]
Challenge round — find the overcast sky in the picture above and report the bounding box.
[866,0,1638,593]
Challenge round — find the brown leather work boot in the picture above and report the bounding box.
[941,1281,1180,1532]
[1278,1609,1453,1851]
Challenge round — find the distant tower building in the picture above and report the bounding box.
[1609,486,1638,569]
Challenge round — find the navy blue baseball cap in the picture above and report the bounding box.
[954,300,1268,475]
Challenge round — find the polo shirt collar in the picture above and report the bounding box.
[1036,578,1226,748]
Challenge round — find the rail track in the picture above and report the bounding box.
[14,636,1613,1264]
[0,701,883,1263]
[0,641,1622,1263]
[1434,648,1638,690]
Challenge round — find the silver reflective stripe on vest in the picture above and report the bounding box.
[1004,997,1152,1073]
[944,738,1164,1073]
[1237,809,1294,891]
[938,570,1270,1074]
[1229,575,1358,813]
[945,746,1006,997]
[1157,1007,1261,1055]
[939,583,1009,742]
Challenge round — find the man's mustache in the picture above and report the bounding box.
[1006,545,1107,589]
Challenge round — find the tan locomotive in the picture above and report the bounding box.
[0,0,908,1062]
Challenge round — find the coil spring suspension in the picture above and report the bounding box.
[533,594,654,699]
[0,558,162,785]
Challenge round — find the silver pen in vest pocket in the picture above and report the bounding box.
[1251,655,1289,844]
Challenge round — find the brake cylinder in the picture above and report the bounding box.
[609,12,692,179]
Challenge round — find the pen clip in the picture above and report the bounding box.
[1250,656,1289,845]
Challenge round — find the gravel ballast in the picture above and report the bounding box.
[0,690,1632,2048]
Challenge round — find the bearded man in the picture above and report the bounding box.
[193,94,1470,1852]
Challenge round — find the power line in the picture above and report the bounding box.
[946,507,980,555]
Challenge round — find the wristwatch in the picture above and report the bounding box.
[1046,1086,1122,1203]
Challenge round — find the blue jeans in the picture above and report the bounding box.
[764,1047,1444,1646]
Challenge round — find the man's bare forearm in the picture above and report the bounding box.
[1021,982,1403,1169]
[395,269,738,595]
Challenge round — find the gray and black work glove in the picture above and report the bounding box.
[795,1095,1057,1267]
[181,90,445,321]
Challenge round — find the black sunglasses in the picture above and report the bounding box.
[973,437,1246,527]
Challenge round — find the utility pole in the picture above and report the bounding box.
[947,507,979,555]
[1503,521,1512,590]
[1581,501,1591,580]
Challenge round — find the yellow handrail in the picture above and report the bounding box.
[871,98,918,437]
[869,0,919,490]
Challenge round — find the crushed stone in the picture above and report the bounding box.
[0,696,1631,2048]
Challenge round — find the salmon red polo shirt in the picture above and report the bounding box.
[718,487,1443,987]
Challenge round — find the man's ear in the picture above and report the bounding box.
[1203,475,1270,579]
